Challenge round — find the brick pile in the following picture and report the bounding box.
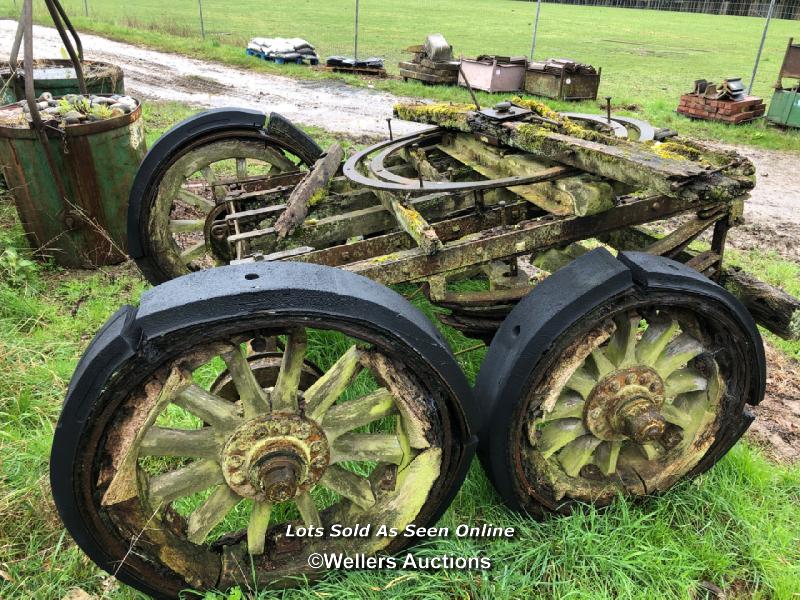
[677,94,766,124]
[677,78,765,124]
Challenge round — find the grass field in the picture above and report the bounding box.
[2,0,800,151]
[0,101,799,599]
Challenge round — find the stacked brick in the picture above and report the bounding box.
[677,78,765,124]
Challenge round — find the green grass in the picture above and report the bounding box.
[2,0,800,151]
[0,102,799,599]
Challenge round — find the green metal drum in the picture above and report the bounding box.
[1,59,124,106]
[0,98,145,268]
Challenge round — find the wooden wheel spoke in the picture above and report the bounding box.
[606,316,639,367]
[174,384,242,431]
[636,319,679,365]
[639,442,662,461]
[201,166,226,202]
[187,484,241,544]
[320,465,376,510]
[170,219,205,234]
[596,440,622,476]
[543,391,585,422]
[661,402,692,429]
[295,492,322,528]
[665,368,708,398]
[538,418,587,459]
[321,388,396,441]
[221,345,270,418]
[247,501,273,555]
[330,432,404,465]
[149,459,224,506]
[305,345,362,421]
[565,366,595,399]
[655,333,705,378]
[236,158,248,183]
[102,368,192,506]
[591,348,615,378]
[177,187,215,210]
[557,435,602,477]
[140,426,220,459]
[271,329,307,413]
[180,241,208,264]
[263,146,296,172]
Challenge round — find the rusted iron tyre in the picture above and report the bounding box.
[128,109,322,285]
[51,262,477,599]
[476,248,765,517]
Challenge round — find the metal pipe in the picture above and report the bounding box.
[748,0,777,95]
[529,0,542,61]
[198,0,206,40]
[53,0,85,60]
[458,64,481,111]
[44,0,87,94]
[8,6,25,70]
[354,0,360,61]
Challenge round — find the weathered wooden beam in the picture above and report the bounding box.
[602,225,800,341]
[644,211,724,257]
[719,268,800,341]
[439,134,613,216]
[393,103,751,201]
[340,194,707,286]
[237,189,482,252]
[376,190,443,255]
[274,143,344,239]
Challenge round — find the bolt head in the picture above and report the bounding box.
[609,381,621,392]
[625,374,636,385]
[649,382,659,393]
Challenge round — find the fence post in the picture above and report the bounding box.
[354,0,360,61]
[83,0,88,17]
[748,0,777,94]
[198,0,206,40]
[529,0,542,61]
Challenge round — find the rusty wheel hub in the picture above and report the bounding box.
[585,366,666,444]
[221,413,329,503]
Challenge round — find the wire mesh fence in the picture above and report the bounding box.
[1,0,797,102]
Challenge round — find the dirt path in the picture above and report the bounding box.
[2,20,798,259]
[0,20,425,139]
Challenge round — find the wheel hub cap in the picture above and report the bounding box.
[585,366,666,443]
[221,413,329,502]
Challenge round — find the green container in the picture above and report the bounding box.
[1,59,124,106]
[766,87,800,129]
[0,98,146,268]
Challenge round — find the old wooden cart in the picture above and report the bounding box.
[52,98,798,598]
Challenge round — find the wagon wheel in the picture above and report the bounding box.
[53,281,467,598]
[140,132,314,283]
[504,293,758,513]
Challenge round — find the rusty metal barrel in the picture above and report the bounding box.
[1,59,124,106]
[0,97,145,268]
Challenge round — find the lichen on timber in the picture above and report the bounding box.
[393,102,472,131]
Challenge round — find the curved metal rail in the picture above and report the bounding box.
[342,128,574,193]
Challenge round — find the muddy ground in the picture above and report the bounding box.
[1,20,797,463]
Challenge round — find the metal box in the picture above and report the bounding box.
[458,57,525,93]
[766,88,800,128]
[766,38,800,128]
[524,67,601,101]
